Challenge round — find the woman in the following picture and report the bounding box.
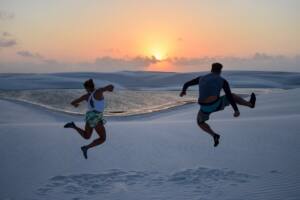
[64,79,114,159]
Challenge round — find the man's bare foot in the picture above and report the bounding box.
[213,134,220,147]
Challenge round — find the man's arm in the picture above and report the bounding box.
[71,94,89,107]
[94,84,114,99]
[222,80,239,114]
[180,77,200,97]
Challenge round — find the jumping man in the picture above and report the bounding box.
[64,79,114,159]
[180,63,256,147]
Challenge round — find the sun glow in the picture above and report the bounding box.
[152,51,165,61]
[139,33,172,61]
[148,45,168,61]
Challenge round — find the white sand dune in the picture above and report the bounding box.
[1,71,300,90]
[0,89,299,200]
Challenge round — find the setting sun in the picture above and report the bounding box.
[139,32,172,62]
[147,45,169,61]
[152,51,165,61]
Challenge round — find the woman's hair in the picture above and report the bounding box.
[83,79,95,90]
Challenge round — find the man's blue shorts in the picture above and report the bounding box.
[197,95,230,123]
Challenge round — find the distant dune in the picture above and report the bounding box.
[0,71,300,90]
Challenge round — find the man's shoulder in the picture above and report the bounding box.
[219,75,226,80]
[221,76,228,82]
[201,73,212,79]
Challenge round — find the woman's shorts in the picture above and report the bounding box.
[85,110,106,128]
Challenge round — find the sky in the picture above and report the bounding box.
[0,0,299,73]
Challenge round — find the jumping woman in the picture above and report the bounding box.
[64,79,114,159]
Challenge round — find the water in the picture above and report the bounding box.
[0,88,283,116]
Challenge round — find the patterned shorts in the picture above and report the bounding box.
[85,110,106,128]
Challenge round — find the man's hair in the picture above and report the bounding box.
[211,63,223,74]
[84,79,95,89]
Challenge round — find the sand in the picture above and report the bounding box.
[0,87,299,200]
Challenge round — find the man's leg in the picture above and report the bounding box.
[81,123,106,159]
[198,121,220,147]
[64,122,93,139]
[197,111,220,146]
[198,121,216,137]
[232,93,255,108]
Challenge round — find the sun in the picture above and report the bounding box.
[153,51,164,61]
[149,47,168,61]
[139,34,172,61]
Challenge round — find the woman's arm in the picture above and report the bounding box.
[71,94,89,107]
[101,84,114,92]
[94,84,114,100]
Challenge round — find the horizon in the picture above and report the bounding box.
[1,69,300,75]
[0,0,299,73]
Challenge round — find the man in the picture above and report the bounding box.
[64,79,114,159]
[180,63,256,147]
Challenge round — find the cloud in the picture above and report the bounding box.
[94,56,158,69]
[0,10,14,20]
[2,53,300,73]
[102,48,121,54]
[0,55,161,73]
[168,56,214,66]
[43,59,58,64]
[15,51,159,71]
[168,53,300,72]
[2,32,11,37]
[0,38,16,47]
[0,32,17,48]
[252,52,273,60]
[16,50,60,66]
[17,51,43,59]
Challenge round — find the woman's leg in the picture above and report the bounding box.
[86,123,106,149]
[81,123,106,159]
[70,122,93,139]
